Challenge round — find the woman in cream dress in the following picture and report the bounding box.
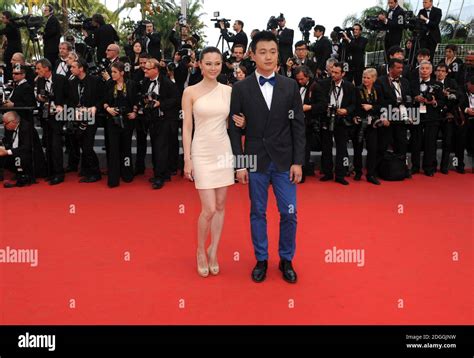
[182,47,245,277]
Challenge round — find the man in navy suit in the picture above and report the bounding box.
[229,31,305,284]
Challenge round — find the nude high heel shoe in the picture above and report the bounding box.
[207,247,219,275]
[197,251,209,277]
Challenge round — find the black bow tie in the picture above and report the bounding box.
[391,78,400,83]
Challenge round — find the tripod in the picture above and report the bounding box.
[216,33,231,54]
[407,33,422,70]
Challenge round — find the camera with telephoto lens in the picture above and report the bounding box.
[364,16,384,31]
[325,104,338,132]
[11,15,44,42]
[111,106,127,128]
[334,26,354,41]
[404,11,424,33]
[89,58,109,76]
[143,92,160,110]
[68,10,95,33]
[267,16,279,31]
[420,83,441,102]
[211,12,231,29]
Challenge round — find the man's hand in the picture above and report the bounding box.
[420,15,428,22]
[3,100,14,108]
[236,169,249,184]
[219,21,225,30]
[361,104,373,111]
[56,105,63,113]
[378,14,386,22]
[303,104,312,112]
[102,71,111,81]
[153,100,161,108]
[415,95,426,103]
[466,108,474,116]
[0,146,8,156]
[337,108,348,116]
[290,165,303,184]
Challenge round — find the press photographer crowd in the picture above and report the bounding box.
[0,0,473,189]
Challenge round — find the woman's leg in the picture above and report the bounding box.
[208,187,228,268]
[196,189,217,274]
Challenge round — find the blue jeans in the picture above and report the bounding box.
[249,162,297,261]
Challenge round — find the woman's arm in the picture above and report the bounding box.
[182,87,194,180]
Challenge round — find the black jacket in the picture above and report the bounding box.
[221,29,248,52]
[143,32,162,60]
[382,5,405,47]
[418,7,442,44]
[311,36,332,72]
[0,23,22,55]
[229,72,305,172]
[103,79,138,115]
[311,78,357,121]
[410,78,445,122]
[438,58,465,88]
[43,15,61,55]
[376,75,412,109]
[68,75,104,108]
[85,24,119,62]
[278,27,294,63]
[348,36,368,69]
[36,74,68,106]
[141,74,179,121]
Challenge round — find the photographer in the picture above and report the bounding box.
[312,62,356,185]
[1,65,36,124]
[0,111,46,187]
[293,40,317,76]
[54,41,72,77]
[84,14,119,63]
[351,68,386,185]
[142,20,161,60]
[310,25,332,76]
[294,66,317,182]
[9,53,35,85]
[438,44,465,88]
[42,4,61,66]
[407,48,432,82]
[276,14,294,66]
[376,58,412,176]
[459,76,474,173]
[0,11,22,81]
[378,0,405,59]
[140,58,179,189]
[343,23,368,86]
[103,62,138,188]
[35,58,68,185]
[434,63,463,174]
[67,59,103,183]
[220,20,248,52]
[417,0,442,61]
[409,60,444,176]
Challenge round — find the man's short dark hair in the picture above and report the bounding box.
[36,58,53,71]
[353,23,363,31]
[73,58,88,71]
[389,58,404,69]
[445,44,458,53]
[92,14,105,26]
[436,63,449,72]
[314,25,326,34]
[294,65,313,79]
[232,44,245,53]
[139,53,151,60]
[236,20,244,28]
[250,31,278,54]
[388,46,404,57]
[417,48,431,58]
[44,4,54,13]
[295,40,308,49]
[333,62,345,73]
[2,11,13,20]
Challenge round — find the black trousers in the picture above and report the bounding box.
[45,117,64,178]
[321,123,349,178]
[377,122,408,165]
[440,120,467,171]
[411,122,440,174]
[44,51,59,69]
[78,124,101,178]
[168,120,181,173]
[135,115,151,171]
[304,123,315,175]
[106,119,134,187]
[150,119,171,180]
[65,131,81,170]
[352,125,379,177]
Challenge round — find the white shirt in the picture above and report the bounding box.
[56,58,68,76]
[255,70,275,110]
[148,76,160,95]
[6,123,20,156]
[390,77,403,103]
[469,93,474,109]
[330,80,344,108]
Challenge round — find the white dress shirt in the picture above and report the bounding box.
[255,70,275,110]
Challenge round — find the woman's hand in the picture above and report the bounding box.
[184,159,194,182]
[107,107,119,116]
[232,113,246,128]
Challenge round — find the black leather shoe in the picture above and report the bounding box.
[4,181,20,188]
[455,167,465,174]
[79,175,101,183]
[411,168,420,175]
[134,168,145,176]
[65,166,77,173]
[367,176,381,185]
[251,260,267,283]
[279,260,297,284]
[152,179,164,190]
[424,171,434,177]
[49,176,64,185]
[440,168,448,175]
[148,177,157,183]
[335,177,349,185]
[320,175,333,182]
[354,172,362,181]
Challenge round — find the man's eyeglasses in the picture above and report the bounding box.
[12,72,23,75]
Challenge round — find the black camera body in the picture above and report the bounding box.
[267,16,279,31]
[421,83,441,102]
[143,92,160,110]
[334,26,354,40]
[68,11,95,33]
[364,16,384,31]
[404,11,424,33]
[89,58,110,76]
[212,17,231,29]
[111,106,127,128]
[326,104,338,132]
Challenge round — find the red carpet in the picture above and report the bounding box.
[0,171,472,325]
